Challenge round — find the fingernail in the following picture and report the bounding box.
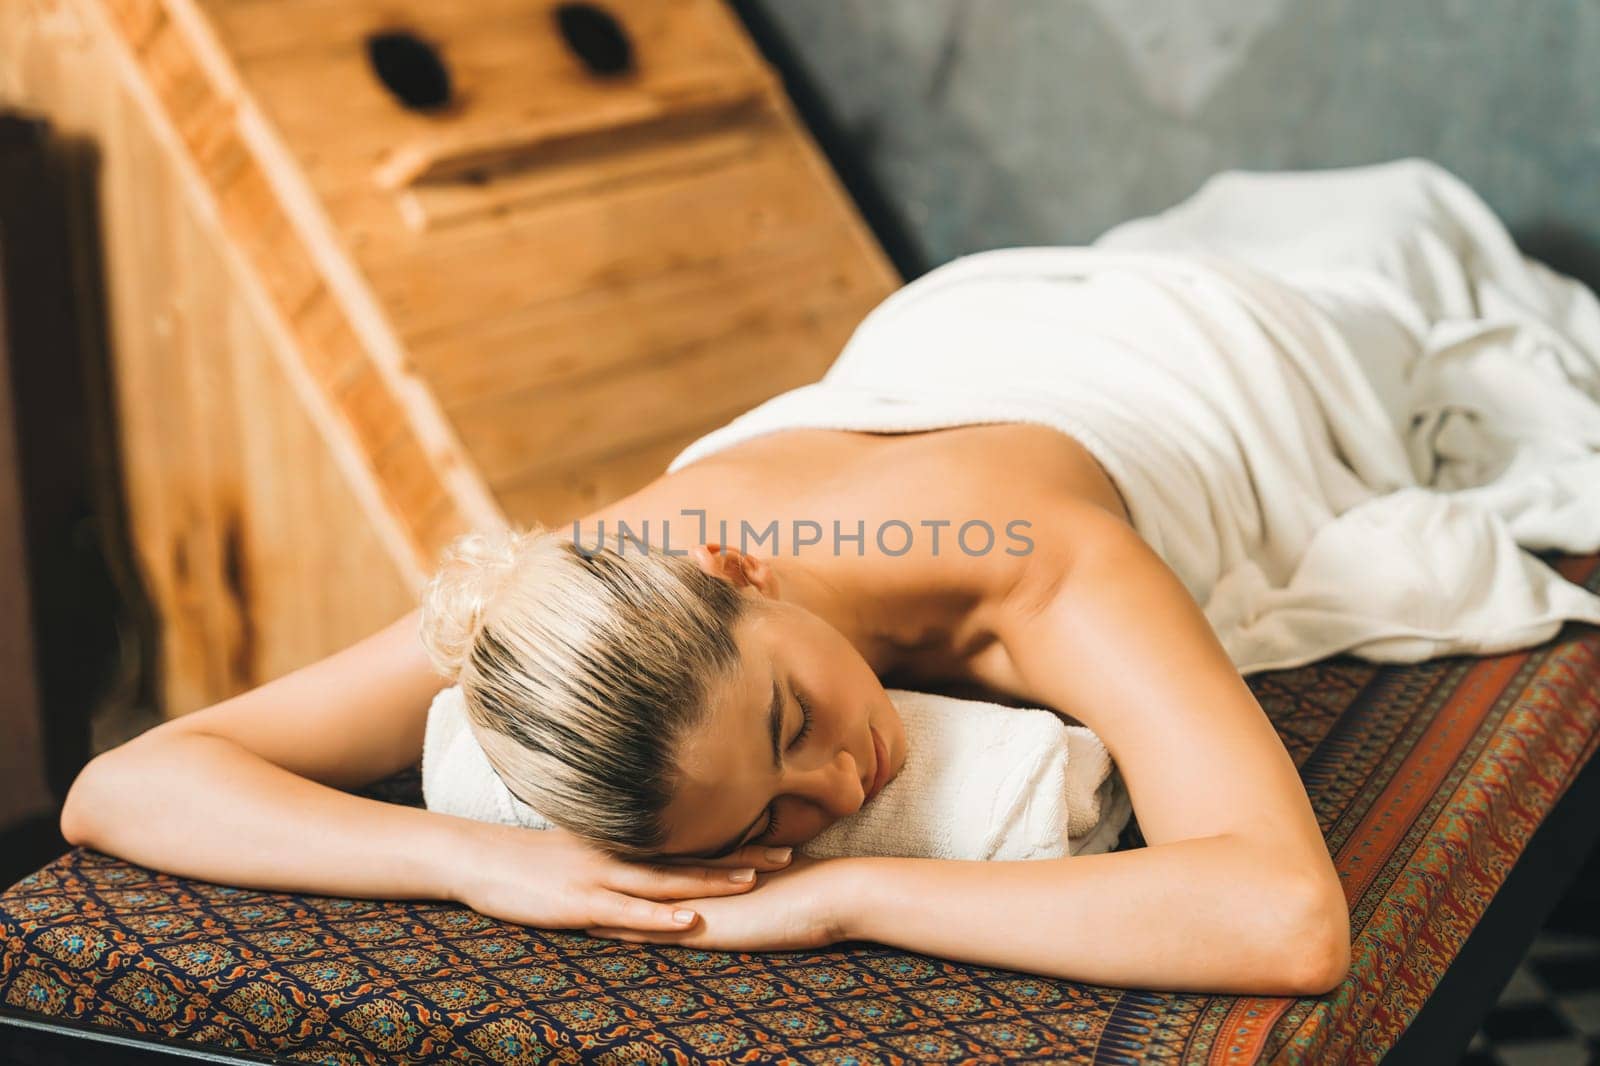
[728,867,755,882]
[673,909,696,924]
[765,847,792,863]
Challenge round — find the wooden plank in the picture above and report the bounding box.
[449,292,868,490]
[496,401,765,529]
[373,71,770,191]
[205,0,755,70]
[217,3,767,188]
[219,291,419,690]
[0,0,416,716]
[365,132,859,343]
[395,116,764,231]
[409,232,886,409]
[96,0,505,574]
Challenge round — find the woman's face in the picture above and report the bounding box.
[654,551,906,860]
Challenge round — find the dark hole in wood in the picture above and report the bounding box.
[365,30,453,111]
[553,3,633,77]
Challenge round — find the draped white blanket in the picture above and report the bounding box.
[667,158,1600,673]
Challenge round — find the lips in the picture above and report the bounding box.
[866,725,889,802]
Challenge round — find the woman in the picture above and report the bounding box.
[58,413,1349,997]
[58,150,1600,1002]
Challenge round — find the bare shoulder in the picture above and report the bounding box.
[934,498,1136,708]
[993,496,1139,621]
[991,497,1340,874]
[914,422,1132,530]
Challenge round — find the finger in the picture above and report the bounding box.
[590,891,703,932]
[605,863,761,901]
[732,844,794,870]
[589,924,702,946]
[586,927,667,944]
[657,845,793,871]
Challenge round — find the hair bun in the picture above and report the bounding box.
[418,523,547,681]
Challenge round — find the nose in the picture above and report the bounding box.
[787,747,866,819]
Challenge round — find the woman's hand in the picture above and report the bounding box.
[445,821,794,932]
[584,853,857,952]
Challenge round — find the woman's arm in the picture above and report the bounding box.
[59,609,790,924]
[59,608,468,898]
[584,836,1337,995]
[834,504,1349,994]
[835,836,1341,995]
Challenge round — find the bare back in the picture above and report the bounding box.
[580,422,1133,711]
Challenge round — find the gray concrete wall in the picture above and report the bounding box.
[751,1,1600,283]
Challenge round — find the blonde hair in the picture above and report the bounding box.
[418,522,754,857]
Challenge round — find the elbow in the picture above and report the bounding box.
[59,748,127,848]
[59,756,101,847]
[1275,873,1352,997]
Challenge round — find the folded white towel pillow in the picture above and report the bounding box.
[421,684,1132,862]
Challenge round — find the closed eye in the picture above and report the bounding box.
[790,687,814,748]
[759,688,814,842]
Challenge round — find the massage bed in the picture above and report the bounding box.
[5,0,1597,1055]
[3,548,1596,1065]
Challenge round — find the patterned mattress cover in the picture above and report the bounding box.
[3,552,1598,1065]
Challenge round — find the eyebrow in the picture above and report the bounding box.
[664,668,785,860]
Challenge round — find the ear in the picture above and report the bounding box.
[690,543,780,598]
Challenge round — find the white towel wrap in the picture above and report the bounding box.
[665,158,1600,674]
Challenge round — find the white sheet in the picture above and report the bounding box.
[666,158,1600,675]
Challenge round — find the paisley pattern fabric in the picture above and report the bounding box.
[3,553,1598,1065]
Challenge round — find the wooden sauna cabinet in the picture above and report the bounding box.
[0,0,899,717]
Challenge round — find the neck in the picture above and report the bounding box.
[768,552,915,677]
